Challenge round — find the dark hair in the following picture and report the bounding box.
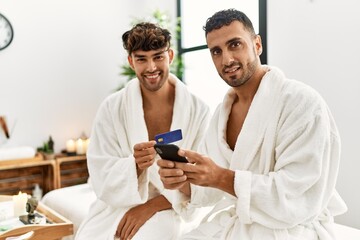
[203,9,256,36]
[122,22,171,55]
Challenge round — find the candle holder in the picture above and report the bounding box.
[19,197,50,224]
[66,151,77,156]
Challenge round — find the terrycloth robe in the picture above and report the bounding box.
[75,74,210,240]
[182,67,347,240]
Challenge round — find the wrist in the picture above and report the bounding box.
[136,164,143,177]
[147,195,172,212]
[214,167,235,196]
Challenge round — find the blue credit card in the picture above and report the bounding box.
[155,129,182,144]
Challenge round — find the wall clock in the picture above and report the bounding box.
[0,13,14,51]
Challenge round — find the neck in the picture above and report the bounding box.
[233,66,268,103]
[141,80,175,109]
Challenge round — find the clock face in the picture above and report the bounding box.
[0,13,14,50]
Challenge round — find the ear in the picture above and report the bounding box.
[254,35,263,56]
[127,55,135,70]
[168,48,174,64]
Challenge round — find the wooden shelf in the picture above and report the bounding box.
[0,154,44,169]
[0,195,73,240]
[55,155,88,189]
[0,156,56,196]
[0,154,89,197]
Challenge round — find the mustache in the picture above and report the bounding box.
[223,62,242,72]
[144,70,161,74]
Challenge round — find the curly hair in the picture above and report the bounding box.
[203,9,256,37]
[122,22,171,55]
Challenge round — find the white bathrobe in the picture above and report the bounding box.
[75,74,210,240]
[182,67,347,240]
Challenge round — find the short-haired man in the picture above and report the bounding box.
[76,22,210,240]
[158,9,347,240]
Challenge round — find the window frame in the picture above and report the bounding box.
[175,0,267,79]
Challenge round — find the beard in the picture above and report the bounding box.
[221,58,258,88]
[137,70,169,92]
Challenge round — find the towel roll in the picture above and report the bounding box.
[0,146,36,161]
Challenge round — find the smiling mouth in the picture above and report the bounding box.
[144,72,161,82]
[224,66,240,74]
[145,73,159,78]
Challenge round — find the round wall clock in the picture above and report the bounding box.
[0,13,14,51]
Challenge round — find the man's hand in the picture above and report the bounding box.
[176,149,236,196]
[115,195,171,240]
[115,203,153,240]
[133,141,157,176]
[157,159,190,195]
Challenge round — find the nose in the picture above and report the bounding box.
[146,59,157,72]
[222,50,234,66]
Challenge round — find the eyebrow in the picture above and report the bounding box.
[209,37,242,52]
[133,49,168,58]
[226,37,242,45]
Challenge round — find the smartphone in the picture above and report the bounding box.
[154,144,188,163]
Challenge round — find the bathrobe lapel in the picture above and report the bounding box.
[230,69,285,172]
[122,78,148,150]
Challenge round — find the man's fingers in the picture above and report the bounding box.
[157,159,175,168]
[123,223,136,240]
[162,178,188,190]
[162,174,187,184]
[129,224,140,240]
[137,159,154,170]
[133,146,156,159]
[159,168,184,178]
[118,217,128,239]
[178,149,203,165]
[133,141,156,151]
[120,215,137,240]
[159,167,187,186]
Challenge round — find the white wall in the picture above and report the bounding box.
[0,0,175,152]
[267,0,360,228]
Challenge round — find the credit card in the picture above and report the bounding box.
[155,129,182,144]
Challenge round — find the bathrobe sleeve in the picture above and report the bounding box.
[236,119,340,227]
[87,94,149,209]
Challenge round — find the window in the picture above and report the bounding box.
[177,0,267,113]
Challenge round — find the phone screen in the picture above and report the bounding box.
[154,144,188,163]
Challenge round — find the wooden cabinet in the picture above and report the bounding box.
[54,155,88,189]
[0,156,56,196]
[0,154,89,196]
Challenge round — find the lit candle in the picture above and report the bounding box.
[66,139,76,153]
[84,138,90,153]
[76,138,85,155]
[13,191,28,217]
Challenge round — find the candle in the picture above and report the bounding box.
[13,191,28,217]
[76,138,85,155]
[66,139,76,153]
[84,138,90,153]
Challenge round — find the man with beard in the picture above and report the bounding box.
[76,22,210,240]
[157,9,347,239]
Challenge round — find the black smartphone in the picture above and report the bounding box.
[154,144,188,163]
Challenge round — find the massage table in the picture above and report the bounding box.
[42,184,360,240]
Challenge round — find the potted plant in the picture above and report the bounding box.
[37,136,55,160]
